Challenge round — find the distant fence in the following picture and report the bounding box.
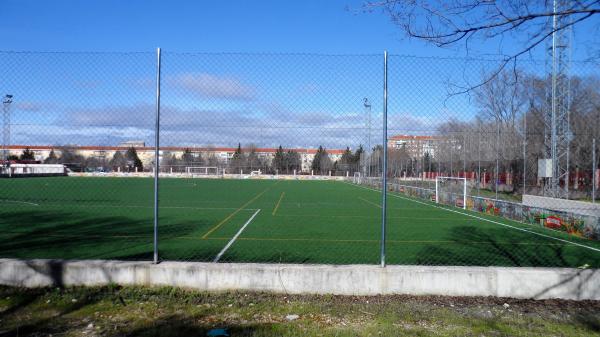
[360,177,600,241]
[68,172,348,181]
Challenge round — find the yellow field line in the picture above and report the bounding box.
[272,192,286,216]
[201,186,272,239]
[358,197,382,209]
[273,213,475,221]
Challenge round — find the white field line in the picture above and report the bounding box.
[0,199,40,206]
[345,181,600,253]
[213,209,261,262]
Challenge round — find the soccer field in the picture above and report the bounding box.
[1,177,599,267]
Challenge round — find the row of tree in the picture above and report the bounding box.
[36,147,144,172]
[24,144,369,175]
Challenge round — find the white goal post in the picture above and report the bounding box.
[185,166,219,176]
[435,176,467,210]
[250,170,262,176]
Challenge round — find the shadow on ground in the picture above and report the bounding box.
[413,226,600,267]
[0,209,217,261]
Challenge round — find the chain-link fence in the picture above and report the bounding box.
[1,50,599,267]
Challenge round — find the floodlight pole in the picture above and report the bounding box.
[2,95,13,176]
[380,51,388,268]
[153,48,162,264]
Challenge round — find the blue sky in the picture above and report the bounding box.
[1,1,598,149]
[2,0,428,55]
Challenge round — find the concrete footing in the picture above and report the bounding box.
[1,259,598,300]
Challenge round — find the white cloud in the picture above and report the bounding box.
[13,103,369,149]
[168,73,255,101]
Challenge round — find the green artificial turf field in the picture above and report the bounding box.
[1,176,599,267]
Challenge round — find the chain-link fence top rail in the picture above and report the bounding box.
[1,50,599,267]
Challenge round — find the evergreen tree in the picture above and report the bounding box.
[230,143,245,173]
[44,149,58,164]
[110,151,128,170]
[353,145,364,165]
[126,147,144,171]
[338,147,353,172]
[181,148,194,166]
[273,145,285,172]
[57,147,85,168]
[311,146,332,174]
[20,148,36,160]
[311,146,324,173]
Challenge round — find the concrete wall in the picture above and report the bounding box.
[523,194,600,217]
[1,259,598,300]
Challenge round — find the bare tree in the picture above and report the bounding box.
[364,0,600,93]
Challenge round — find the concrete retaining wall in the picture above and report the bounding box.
[523,194,600,217]
[69,173,347,181]
[1,259,598,300]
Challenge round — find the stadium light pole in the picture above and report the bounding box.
[153,48,161,264]
[2,94,13,174]
[380,51,388,268]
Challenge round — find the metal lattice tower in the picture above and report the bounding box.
[544,0,572,199]
[2,95,12,168]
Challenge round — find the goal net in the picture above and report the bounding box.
[435,177,467,210]
[353,172,362,184]
[185,166,219,176]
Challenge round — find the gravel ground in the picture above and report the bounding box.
[1,286,599,336]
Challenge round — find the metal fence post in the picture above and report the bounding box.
[380,51,388,268]
[523,110,527,196]
[593,138,596,203]
[153,47,162,264]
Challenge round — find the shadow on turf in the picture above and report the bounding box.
[413,226,600,268]
[0,209,217,261]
